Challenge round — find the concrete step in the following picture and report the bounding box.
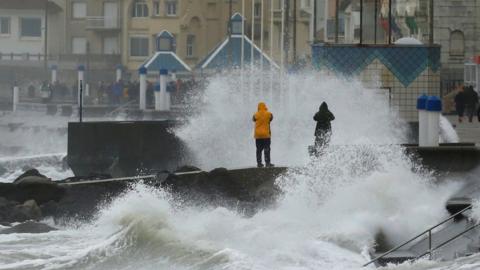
[374,250,418,266]
[466,242,480,253]
[446,197,472,216]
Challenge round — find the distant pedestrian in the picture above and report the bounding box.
[454,87,466,123]
[464,86,478,123]
[313,102,335,149]
[477,96,480,122]
[72,82,78,103]
[253,102,274,168]
[28,84,35,98]
[40,81,51,103]
[97,81,105,103]
[113,80,123,105]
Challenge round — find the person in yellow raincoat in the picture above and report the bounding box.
[253,102,274,167]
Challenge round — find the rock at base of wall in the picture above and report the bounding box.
[163,166,287,205]
[13,169,48,183]
[0,221,57,234]
[15,200,42,221]
[0,198,42,223]
[0,165,7,176]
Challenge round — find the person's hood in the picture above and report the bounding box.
[258,102,268,111]
[319,102,328,111]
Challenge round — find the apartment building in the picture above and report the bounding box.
[434,0,480,84]
[122,0,315,73]
[0,0,63,58]
[122,0,245,72]
[0,0,316,75]
[65,0,123,55]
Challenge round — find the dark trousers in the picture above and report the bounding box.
[256,138,271,165]
[315,130,331,149]
[466,105,476,122]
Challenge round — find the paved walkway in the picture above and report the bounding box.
[444,115,480,143]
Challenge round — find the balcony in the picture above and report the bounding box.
[272,9,283,22]
[0,53,121,70]
[272,9,312,23]
[86,16,120,31]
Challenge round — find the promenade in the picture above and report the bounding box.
[445,115,480,144]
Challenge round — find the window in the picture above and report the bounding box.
[72,37,87,54]
[72,2,87,19]
[450,30,465,56]
[232,20,242,34]
[132,0,148,17]
[166,0,177,16]
[103,37,118,54]
[130,37,149,57]
[0,17,10,35]
[153,0,160,16]
[186,35,195,57]
[300,0,311,9]
[157,36,171,51]
[254,3,261,18]
[276,0,282,9]
[20,18,42,37]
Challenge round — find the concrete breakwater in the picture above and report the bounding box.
[0,167,287,231]
[67,121,480,178]
[404,144,480,172]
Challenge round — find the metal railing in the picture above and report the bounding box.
[416,222,480,259]
[104,99,138,118]
[363,205,474,267]
[0,52,45,61]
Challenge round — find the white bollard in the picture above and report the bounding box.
[116,65,122,82]
[417,94,428,146]
[139,67,147,110]
[156,69,168,111]
[77,65,85,106]
[164,86,171,111]
[425,96,442,147]
[13,86,19,112]
[51,65,58,84]
[155,69,166,111]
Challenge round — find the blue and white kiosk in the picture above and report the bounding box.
[140,30,191,111]
[197,13,278,72]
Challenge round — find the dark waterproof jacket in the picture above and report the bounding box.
[314,102,335,136]
[454,91,466,107]
[464,87,479,108]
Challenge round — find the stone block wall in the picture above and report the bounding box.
[434,0,480,88]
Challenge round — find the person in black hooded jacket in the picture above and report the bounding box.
[464,86,478,123]
[314,102,335,148]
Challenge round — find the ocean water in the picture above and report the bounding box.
[0,71,472,270]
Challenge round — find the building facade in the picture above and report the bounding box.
[433,0,480,90]
[0,0,63,60]
[121,0,315,73]
[64,0,123,55]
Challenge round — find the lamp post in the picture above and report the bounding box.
[51,65,58,84]
[116,64,122,82]
[77,65,85,106]
[139,67,147,110]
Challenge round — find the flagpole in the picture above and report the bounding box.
[241,0,245,102]
[280,0,285,104]
[260,0,264,96]
[280,0,284,72]
[251,0,255,100]
[270,0,274,103]
[251,0,255,70]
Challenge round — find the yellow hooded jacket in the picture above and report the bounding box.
[253,102,273,139]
